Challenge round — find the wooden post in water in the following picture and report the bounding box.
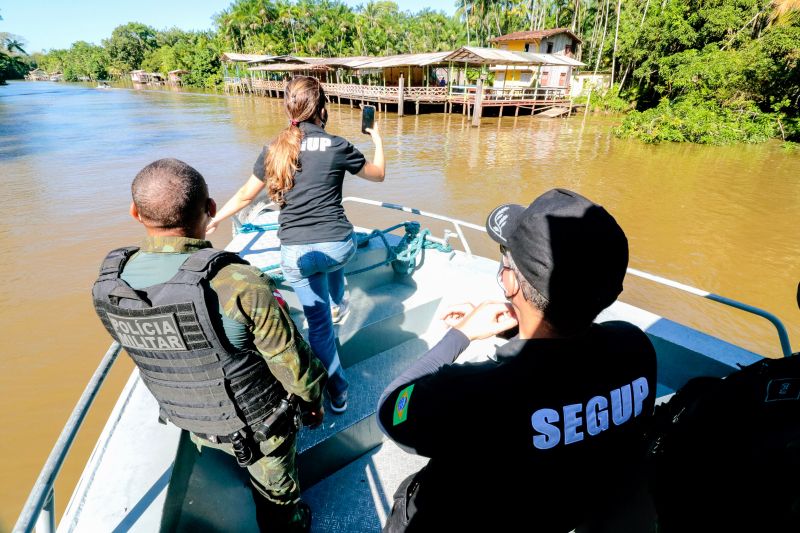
[398,74,405,117]
[471,76,485,127]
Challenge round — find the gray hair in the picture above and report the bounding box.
[507,251,549,310]
[507,251,592,336]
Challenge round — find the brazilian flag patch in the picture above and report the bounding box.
[392,384,415,426]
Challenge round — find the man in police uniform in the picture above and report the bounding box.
[93,158,327,532]
[377,189,658,532]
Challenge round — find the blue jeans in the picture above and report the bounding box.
[280,234,356,399]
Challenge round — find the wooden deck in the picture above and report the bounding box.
[225,78,574,119]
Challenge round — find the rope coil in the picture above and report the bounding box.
[234,220,452,281]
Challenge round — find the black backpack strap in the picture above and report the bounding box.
[107,284,150,305]
[97,247,139,281]
[174,248,249,285]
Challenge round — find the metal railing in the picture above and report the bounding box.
[342,196,792,357]
[627,268,793,357]
[14,198,793,532]
[343,197,484,258]
[13,343,123,533]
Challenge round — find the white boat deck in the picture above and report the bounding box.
[56,205,769,532]
[60,372,180,532]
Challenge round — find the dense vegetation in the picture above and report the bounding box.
[610,0,800,143]
[2,0,799,143]
[0,10,30,84]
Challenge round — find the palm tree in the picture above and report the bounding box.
[456,0,474,45]
[278,2,299,54]
[1,31,28,85]
[5,38,27,55]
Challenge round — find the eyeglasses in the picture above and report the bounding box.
[497,253,512,289]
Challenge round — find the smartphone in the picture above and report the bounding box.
[361,105,375,134]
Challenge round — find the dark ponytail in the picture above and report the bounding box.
[265,76,326,206]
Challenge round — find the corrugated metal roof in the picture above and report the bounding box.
[355,51,451,69]
[442,46,584,66]
[221,52,275,63]
[524,52,584,66]
[248,63,332,72]
[313,56,375,68]
[257,55,326,64]
[230,48,583,69]
[489,28,583,44]
[245,55,372,68]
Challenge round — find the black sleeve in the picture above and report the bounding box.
[336,138,366,175]
[252,145,268,182]
[376,329,470,455]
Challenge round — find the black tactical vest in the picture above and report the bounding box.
[93,247,284,438]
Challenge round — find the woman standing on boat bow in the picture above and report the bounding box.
[208,76,386,414]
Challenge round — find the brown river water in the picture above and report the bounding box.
[1,80,798,528]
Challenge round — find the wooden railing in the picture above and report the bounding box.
[225,79,570,106]
[251,79,287,95]
[404,86,448,101]
[323,83,399,101]
[223,76,253,93]
[449,85,568,102]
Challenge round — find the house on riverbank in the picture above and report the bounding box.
[25,68,49,81]
[221,52,275,94]
[130,70,166,85]
[489,28,582,92]
[168,70,188,85]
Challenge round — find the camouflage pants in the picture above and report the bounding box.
[191,431,300,506]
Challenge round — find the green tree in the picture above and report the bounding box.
[0,33,31,83]
[65,41,109,80]
[102,22,158,74]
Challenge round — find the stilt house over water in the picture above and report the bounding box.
[220,37,585,122]
[221,53,275,94]
[25,68,49,81]
[168,70,189,86]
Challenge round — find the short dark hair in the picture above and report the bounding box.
[131,158,208,230]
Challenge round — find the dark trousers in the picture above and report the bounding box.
[384,469,423,533]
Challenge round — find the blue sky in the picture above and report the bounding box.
[0,0,456,53]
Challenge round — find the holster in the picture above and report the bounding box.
[253,398,302,443]
[230,428,264,467]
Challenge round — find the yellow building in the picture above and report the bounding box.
[488,28,582,89]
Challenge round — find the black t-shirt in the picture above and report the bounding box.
[377,321,658,531]
[253,122,366,245]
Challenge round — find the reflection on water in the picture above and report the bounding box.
[1,80,799,527]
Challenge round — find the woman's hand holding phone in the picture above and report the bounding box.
[365,121,381,146]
